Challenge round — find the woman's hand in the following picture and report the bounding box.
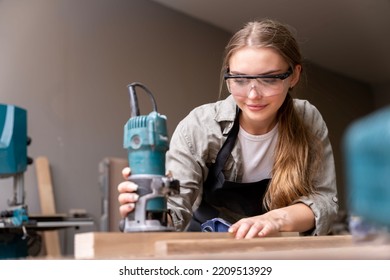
[228,203,315,239]
[228,211,284,238]
[117,167,139,218]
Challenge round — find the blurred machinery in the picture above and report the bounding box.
[0,104,33,258]
[0,103,93,259]
[0,104,31,208]
[343,105,390,239]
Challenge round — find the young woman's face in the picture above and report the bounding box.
[228,46,300,135]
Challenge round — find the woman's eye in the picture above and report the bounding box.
[233,78,248,85]
[260,78,278,85]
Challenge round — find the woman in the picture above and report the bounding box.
[118,19,338,238]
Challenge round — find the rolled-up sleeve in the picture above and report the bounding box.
[294,100,339,235]
[165,104,222,231]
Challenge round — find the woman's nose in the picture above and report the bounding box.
[247,83,262,98]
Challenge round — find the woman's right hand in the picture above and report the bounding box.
[117,167,139,218]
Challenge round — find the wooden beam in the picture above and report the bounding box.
[74,231,390,260]
[35,156,62,257]
[75,232,229,259]
[154,235,353,257]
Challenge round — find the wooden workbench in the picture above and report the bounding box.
[74,231,390,259]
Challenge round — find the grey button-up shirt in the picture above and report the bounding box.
[166,95,338,235]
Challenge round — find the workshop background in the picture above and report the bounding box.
[1,0,389,255]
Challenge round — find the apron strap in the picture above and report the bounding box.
[187,107,240,231]
[203,107,240,197]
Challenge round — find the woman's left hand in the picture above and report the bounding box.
[228,211,284,238]
[228,203,315,239]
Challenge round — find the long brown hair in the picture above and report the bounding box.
[220,19,322,210]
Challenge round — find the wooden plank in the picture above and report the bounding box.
[74,231,298,259]
[154,242,390,260]
[35,156,62,257]
[72,231,389,260]
[75,232,230,259]
[154,235,353,257]
[252,244,390,260]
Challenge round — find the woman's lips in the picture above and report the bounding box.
[246,103,267,111]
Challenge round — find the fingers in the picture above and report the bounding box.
[229,219,258,239]
[117,182,139,206]
[257,225,271,237]
[122,167,131,179]
[117,179,138,218]
[243,223,264,238]
[119,203,135,218]
[229,218,272,239]
[118,191,139,205]
[165,170,173,178]
[117,180,138,194]
[118,190,139,218]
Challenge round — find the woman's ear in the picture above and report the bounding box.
[290,64,302,88]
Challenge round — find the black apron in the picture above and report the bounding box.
[187,108,270,231]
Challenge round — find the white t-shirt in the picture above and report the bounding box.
[238,124,278,183]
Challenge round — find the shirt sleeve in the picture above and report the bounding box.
[165,108,216,231]
[293,100,339,235]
